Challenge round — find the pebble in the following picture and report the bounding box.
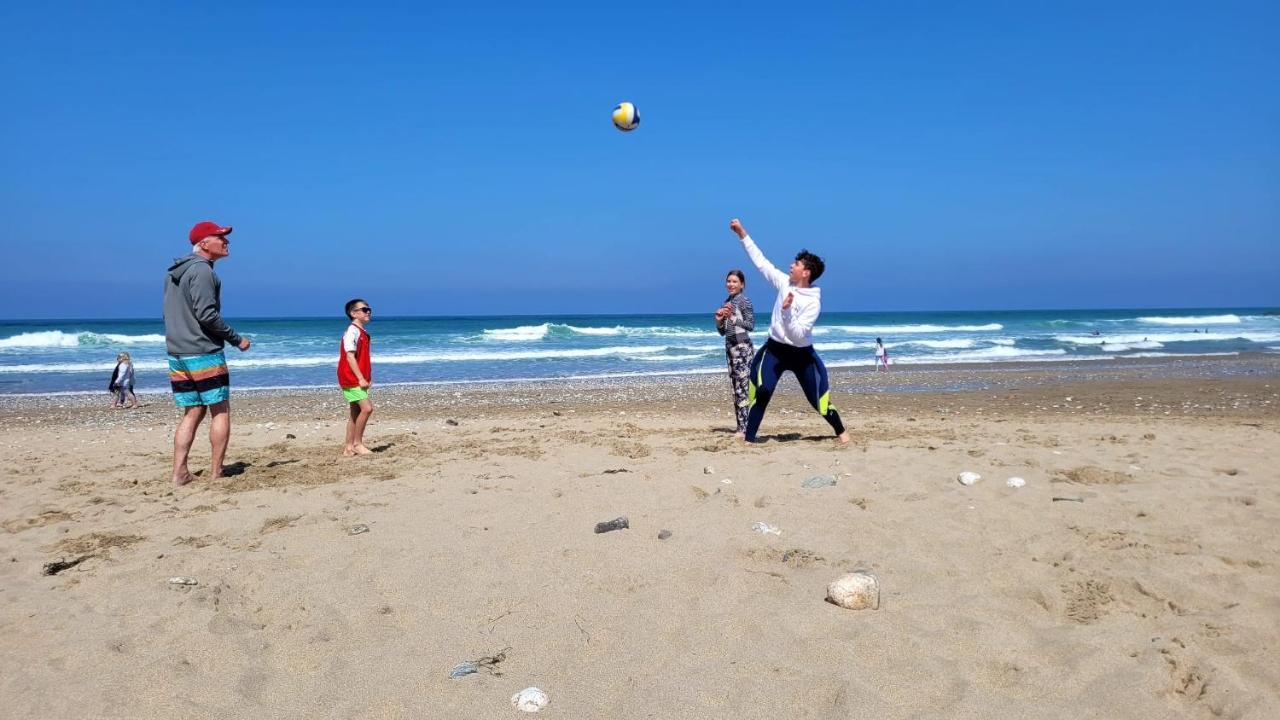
[657,530,672,540]
[594,517,629,534]
[827,571,880,610]
[751,521,782,536]
[703,466,714,475]
[348,524,370,535]
[957,471,981,486]
[168,577,198,586]
[1006,477,1026,488]
[511,687,549,713]
[802,474,837,488]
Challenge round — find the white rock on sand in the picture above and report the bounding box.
[511,687,549,712]
[827,571,880,610]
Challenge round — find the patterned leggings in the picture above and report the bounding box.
[725,340,754,432]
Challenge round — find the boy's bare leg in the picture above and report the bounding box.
[353,398,374,454]
[172,405,207,485]
[343,402,359,456]
[206,401,231,480]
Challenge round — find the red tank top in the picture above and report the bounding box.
[337,324,371,388]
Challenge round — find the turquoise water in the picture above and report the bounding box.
[1,308,1277,395]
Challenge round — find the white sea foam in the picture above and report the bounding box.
[564,325,624,336]
[0,331,167,349]
[482,323,552,341]
[825,347,1074,369]
[889,339,977,349]
[627,352,717,361]
[1056,331,1280,345]
[1100,341,1164,352]
[822,338,983,350]
[823,323,1003,334]
[1136,314,1241,325]
[0,345,681,374]
[915,347,1069,363]
[481,323,711,341]
[1125,352,1240,358]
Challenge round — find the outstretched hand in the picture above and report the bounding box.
[729,218,747,239]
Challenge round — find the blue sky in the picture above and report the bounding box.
[1,0,1277,318]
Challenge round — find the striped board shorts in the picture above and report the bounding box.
[169,352,231,407]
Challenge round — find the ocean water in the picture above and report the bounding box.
[1,308,1277,395]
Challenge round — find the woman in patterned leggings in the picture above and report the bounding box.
[715,269,755,438]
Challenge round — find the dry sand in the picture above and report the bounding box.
[2,360,1279,718]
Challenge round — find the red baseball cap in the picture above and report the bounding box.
[189,221,233,244]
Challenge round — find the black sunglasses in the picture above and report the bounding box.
[355,307,372,313]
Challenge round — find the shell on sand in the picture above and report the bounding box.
[827,571,880,610]
[957,471,981,486]
[511,687,549,712]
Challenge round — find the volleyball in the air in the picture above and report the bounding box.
[612,102,640,132]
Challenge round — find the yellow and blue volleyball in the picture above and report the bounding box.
[611,101,640,132]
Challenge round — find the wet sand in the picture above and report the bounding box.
[2,357,1279,718]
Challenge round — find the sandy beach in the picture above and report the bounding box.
[2,357,1278,719]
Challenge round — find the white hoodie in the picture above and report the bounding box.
[740,234,821,348]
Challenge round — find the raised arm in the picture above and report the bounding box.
[729,218,788,291]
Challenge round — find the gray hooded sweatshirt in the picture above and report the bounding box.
[163,254,243,356]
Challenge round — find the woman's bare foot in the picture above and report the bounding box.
[837,431,851,444]
[734,431,746,441]
[342,447,357,457]
[353,444,374,455]
[172,471,197,487]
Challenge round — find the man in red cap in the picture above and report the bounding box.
[162,221,252,486]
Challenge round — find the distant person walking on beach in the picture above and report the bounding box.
[874,338,889,372]
[163,221,251,486]
[728,218,850,444]
[109,352,138,408]
[339,298,375,456]
[715,270,755,437]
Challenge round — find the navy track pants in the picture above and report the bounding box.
[745,339,846,442]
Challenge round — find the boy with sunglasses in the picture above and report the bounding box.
[338,298,375,456]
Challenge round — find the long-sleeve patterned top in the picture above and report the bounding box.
[716,292,755,346]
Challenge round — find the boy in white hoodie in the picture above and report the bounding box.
[729,218,850,444]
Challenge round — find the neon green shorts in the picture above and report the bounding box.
[342,386,369,403]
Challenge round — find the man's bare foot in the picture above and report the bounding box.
[837,431,851,444]
[353,444,374,455]
[172,472,196,487]
[342,447,357,457]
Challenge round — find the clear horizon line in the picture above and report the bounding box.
[3,305,1277,324]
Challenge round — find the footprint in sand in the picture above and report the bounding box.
[1053,466,1133,485]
